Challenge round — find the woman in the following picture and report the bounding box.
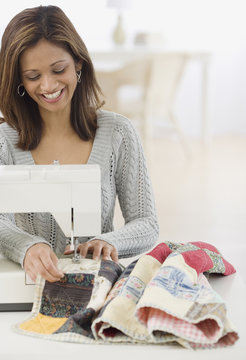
[0,6,159,282]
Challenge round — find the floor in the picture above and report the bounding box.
[114,132,246,282]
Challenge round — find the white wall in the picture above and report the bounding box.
[0,0,245,136]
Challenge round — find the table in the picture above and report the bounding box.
[1,272,245,360]
[90,46,212,143]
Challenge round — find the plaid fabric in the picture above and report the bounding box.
[137,276,222,344]
[14,242,238,349]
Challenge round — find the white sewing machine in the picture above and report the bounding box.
[0,164,101,311]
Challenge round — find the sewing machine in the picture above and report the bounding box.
[0,164,101,311]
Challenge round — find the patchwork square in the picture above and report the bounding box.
[119,275,145,303]
[40,273,94,317]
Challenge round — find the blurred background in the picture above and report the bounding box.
[0,0,245,280]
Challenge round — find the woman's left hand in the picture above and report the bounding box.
[64,239,118,262]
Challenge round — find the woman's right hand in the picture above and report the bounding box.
[24,243,64,282]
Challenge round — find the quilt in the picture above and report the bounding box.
[14,241,239,349]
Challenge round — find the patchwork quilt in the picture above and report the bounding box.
[14,241,239,349]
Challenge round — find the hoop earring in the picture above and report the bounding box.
[17,84,25,97]
[76,71,81,83]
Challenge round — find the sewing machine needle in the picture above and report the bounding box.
[71,207,80,263]
[70,207,74,251]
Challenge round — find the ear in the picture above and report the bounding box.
[75,60,83,72]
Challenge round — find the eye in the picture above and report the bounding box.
[26,75,40,81]
[53,68,65,74]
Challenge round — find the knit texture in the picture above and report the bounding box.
[0,110,159,267]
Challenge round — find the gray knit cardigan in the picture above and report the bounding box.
[0,110,159,267]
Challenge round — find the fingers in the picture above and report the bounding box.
[110,247,119,263]
[34,258,61,283]
[101,245,111,261]
[78,242,91,259]
[26,269,36,283]
[64,244,74,255]
[24,243,63,283]
[74,240,118,262]
[42,251,63,281]
[50,249,59,268]
[91,242,103,260]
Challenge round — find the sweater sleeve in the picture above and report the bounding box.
[0,134,50,267]
[92,117,159,258]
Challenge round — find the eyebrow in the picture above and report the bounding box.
[22,60,67,74]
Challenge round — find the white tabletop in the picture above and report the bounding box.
[90,46,211,72]
[0,273,246,360]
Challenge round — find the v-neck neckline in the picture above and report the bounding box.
[27,124,100,166]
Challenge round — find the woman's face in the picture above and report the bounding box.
[20,39,81,117]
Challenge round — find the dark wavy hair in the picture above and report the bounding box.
[0,5,103,150]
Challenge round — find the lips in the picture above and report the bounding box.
[41,88,64,103]
[42,89,62,99]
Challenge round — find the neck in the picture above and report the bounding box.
[40,107,74,138]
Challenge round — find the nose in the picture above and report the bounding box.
[39,74,58,93]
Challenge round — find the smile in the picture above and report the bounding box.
[42,89,62,99]
[40,88,65,103]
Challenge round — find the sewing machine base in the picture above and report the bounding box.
[0,258,35,312]
[0,303,33,312]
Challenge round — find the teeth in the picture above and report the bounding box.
[43,90,62,99]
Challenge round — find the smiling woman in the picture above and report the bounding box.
[20,39,81,115]
[0,5,159,283]
[0,5,101,151]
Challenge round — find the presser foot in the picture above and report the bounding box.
[71,239,81,263]
[72,253,81,264]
